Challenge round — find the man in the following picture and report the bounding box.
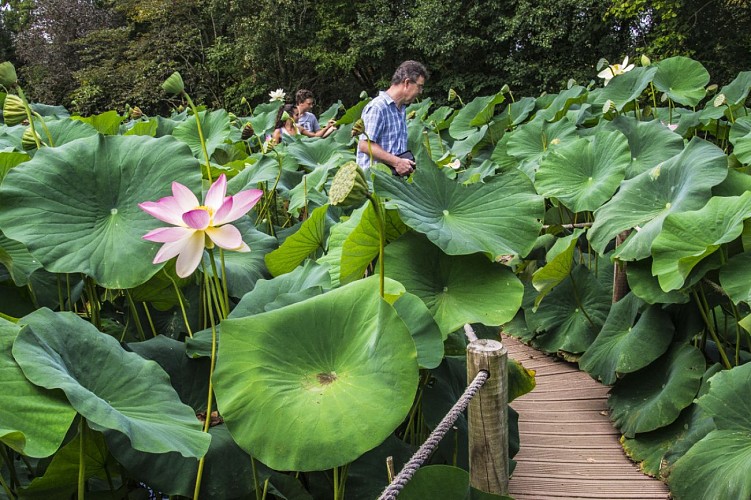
[295,89,336,138]
[356,60,428,176]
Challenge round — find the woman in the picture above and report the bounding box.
[272,103,299,144]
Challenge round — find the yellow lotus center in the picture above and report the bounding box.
[196,205,215,224]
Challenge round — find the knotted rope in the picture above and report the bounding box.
[377,369,490,499]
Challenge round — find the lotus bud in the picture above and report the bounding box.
[240,96,248,106]
[640,54,651,67]
[706,84,718,94]
[351,118,365,137]
[602,99,615,114]
[241,122,254,140]
[448,88,458,101]
[500,84,510,94]
[3,94,27,126]
[713,94,727,107]
[0,61,18,89]
[21,126,41,150]
[161,71,185,95]
[359,90,368,100]
[130,106,143,119]
[329,161,369,209]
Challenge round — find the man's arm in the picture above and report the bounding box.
[358,139,414,175]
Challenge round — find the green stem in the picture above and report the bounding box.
[183,92,212,182]
[142,302,157,337]
[32,111,54,146]
[164,270,193,337]
[16,87,41,148]
[368,194,386,298]
[0,445,18,490]
[0,470,14,499]
[220,249,230,314]
[692,288,731,369]
[207,248,228,319]
[84,276,101,329]
[194,264,220,499]
[251,456,262,500]
[57,274,65,312]
[78,418,86,500]
[261,478,269,499]
[125,290,146,341]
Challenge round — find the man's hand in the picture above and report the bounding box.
[393,156,415,176]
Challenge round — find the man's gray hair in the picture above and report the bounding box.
[391,60,429,85]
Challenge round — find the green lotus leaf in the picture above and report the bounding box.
[13,308,210,457]
[0,134,201,289]
[205,219,277,298]
[317,206,363,287]
[653,56,709,107]
[123,119,158,137]
[20,428,112,499]
[286,138,349,170]
[607,116,684,178]
[265,204,328,276]
[622,364,719,477]
[538,86,587,122]
[448,91,504,140]
[450,125,488,159]
[626,259,690,305]
[44,117,98,146]
[592,66,658,111]
[339,202,381,285]
[668,430,751,500]
[344,434,414,500]
[697,361,751,432]
[531,229,583,308]
[400,465,511,500]
[373,166,543,258]
[213,276,418,471]
[496,97,536,129]
[505,116,578,180]
[71,110,123,135]
[288,166,329,216]
[0,230,41,286]
[508,357,536,403]
[720,252,751,304]
[535,129,630,212]
[608,343,705,437]
[652,193,751,291]
[730,116,751,165]
[0,317,75,457]
[525,264,610,354]
[0,150,29,184]
[383,232,523,336]
[173,109,231,162]
[578,293,674,385]
[588,138,728,261]
[336,98,368,125]
[392,291,444,369]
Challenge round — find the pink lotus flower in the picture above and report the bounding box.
[139,174,263,277]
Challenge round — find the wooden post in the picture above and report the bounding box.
[467,338,508,495]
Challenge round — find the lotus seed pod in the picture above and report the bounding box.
[351,118,365,137]
[714,94,727,107]
[161,71,185,95]
[3,94,26,126]
[130,106,143,119]
[406,110,416,120]
[241,122,254,140]
[21,126,41,150]
[0,61,18,88]
[329,161,369,210]
[448,88,457,101]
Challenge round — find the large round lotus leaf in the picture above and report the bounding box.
[382,232,523,336]
[579,293,674,385]
[286,138,348,170]
[588,138,728,261]
[0,317,75,457]
[448,92,504,140]
[505,116,578,179]
[608,343,705,438]
[265,204,328,277]
[653,56,709,107]
[607,116,684,178]
[626,259,689,305]
[213,276,418,471]
[591,66,658,111]
[668,430,751,500]
[0,134,201,289]
[730,116,751,165]
[531,229,583,307]
[172,109,231,162]
[392,291,444,369]
[399,465,512,500]
[0,230,41,286]
[720,252,751,305]
[44,117,98,146]
[535,129,631,213]
[373,166,544,258]
[12,308,210,458]
[525,265,610,354]
[537,86,587,122]
[652,192,751,292]
[697,361,751,432]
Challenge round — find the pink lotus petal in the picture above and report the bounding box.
[214,197,234,224]
[153,238,191,264]
[175,231,207,277]
[172,181,200,212]
[183,209,211,230]
[206,224,247,250]
[204,174,227,211]
[139,198,186,226]
[143,226,195,243]
[214,189,263,224]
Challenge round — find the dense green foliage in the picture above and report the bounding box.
[2,0,750,115]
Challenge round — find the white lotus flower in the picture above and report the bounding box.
[268,88,286,102]
[597,57,635,86]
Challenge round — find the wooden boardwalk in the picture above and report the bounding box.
[503,334,670,500]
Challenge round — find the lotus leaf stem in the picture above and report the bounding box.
[142,302,157,337]
[693,287,732,369]
[16,87,41,149]
[32,111,54,147]
[0,445,18,491]
[208,249,228,319]
[163,269,192,337]
[251,456,262,500]
[220,249,229,313]
[0,470,14,499]
[183,93,213,183]
[367,194,386,298]
[78,417,86,500]
[125,290,145,341]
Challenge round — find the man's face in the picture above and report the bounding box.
[299,98,314,114]
[405,77,425,104]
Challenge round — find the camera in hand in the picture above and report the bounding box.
[391,151,415,177]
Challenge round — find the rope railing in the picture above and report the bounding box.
[377,369,490,500]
